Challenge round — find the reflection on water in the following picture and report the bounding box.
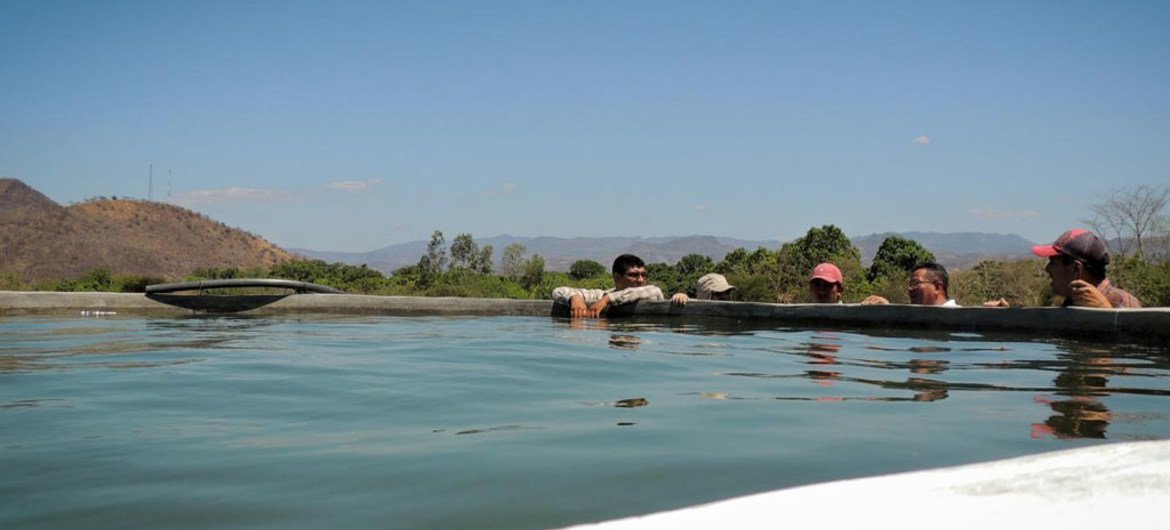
[2,315,1169,530]
[551,317,1170,439]
[0,315,310,373]
[609,334,643,350]
[1031,344,1132,439]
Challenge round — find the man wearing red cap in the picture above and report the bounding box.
[809,262,844,303]
[1032,229,1141,309]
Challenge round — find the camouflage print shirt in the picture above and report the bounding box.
[552,285,665,307]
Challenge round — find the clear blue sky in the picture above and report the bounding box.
[3,1,1168,251]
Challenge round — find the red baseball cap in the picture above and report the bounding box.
[809,263,844,285]
[1031,229,1110,267]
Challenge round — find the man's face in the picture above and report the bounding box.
[809,279,842,303]
[613,266,648,290]
[1044,256,1077,297]
[709,289,734,301]
[907,269,942,305]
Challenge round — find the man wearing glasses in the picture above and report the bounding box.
[906,262,958,306]
[553,254,665,318]
[862,262,958,306]
[1032,229,1141,308]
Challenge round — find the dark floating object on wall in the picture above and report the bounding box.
[145,279,343,312]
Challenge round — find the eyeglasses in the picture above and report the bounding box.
[907,279,937,289]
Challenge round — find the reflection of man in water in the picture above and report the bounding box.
[608,334,643,350]
[1032,348,1119,439]
[804,340,843,387]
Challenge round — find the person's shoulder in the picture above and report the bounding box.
[1101,278,1143,308]
[1108,288,1142,308]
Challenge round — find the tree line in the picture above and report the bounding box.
[9,224,1161,308]
[5,186,1165,307]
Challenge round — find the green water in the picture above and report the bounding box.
[2,315,1168,529]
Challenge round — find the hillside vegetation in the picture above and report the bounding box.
[0,178,294,283]
[4,179,1165,307]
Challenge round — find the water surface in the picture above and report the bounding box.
[2,315,1168,529]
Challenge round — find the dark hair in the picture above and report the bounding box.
[1058,254,1107,283]
[612,254,645,275]
[913,262,949,296]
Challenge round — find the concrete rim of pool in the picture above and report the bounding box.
[1,290,1168,344]
[555,439,1170,530]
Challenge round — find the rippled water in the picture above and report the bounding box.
[2,315,1168,529]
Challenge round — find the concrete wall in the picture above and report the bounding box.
[2,291,1168,344]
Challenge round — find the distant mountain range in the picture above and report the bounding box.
[0,178,1041,282]
[292,231,1039,274]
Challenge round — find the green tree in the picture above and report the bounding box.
[716,248,750,274]
[473,245,494,275]
[951,259,1050,307]
[449,233,478,269]
[784,225,860,268]
[647,262,682,295]
[113,274,167,293]
[1112,257,1170,307]
[418,230,447,285]
[270,260,328,282]
[77,266,113,291]
[501,243,527,281]
[868,236,935,282]
[268,259,384,292]
[0,272,24,290]
[670,253,715,296]
[774,225,862,301]
[569,259,606,280]
[520,254,545,290]
[675,254,714,277]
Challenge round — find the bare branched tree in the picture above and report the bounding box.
[1083,185,1170,260]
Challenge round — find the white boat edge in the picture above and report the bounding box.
[556,440,1170,530]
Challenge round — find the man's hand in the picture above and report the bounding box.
[570,293,610,318]
[982,298,1010,308]
[671,293,690,306]
[569,294,591,318]
[587,295,611,317]
[1069,280,1112,308]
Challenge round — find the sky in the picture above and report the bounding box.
[2,1,1168,252]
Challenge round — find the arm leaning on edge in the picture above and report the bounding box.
[606,285,665,305]
[552,287,609,306]
[551,285,664,307]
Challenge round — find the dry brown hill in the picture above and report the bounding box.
[1,178,295,282]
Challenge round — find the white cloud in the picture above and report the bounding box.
[693,204,710,212]
[968,207,1040,221]
[325,178,383,192]
[174,187,298,206]
[912,135,931,145]
[487,182,519,197]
